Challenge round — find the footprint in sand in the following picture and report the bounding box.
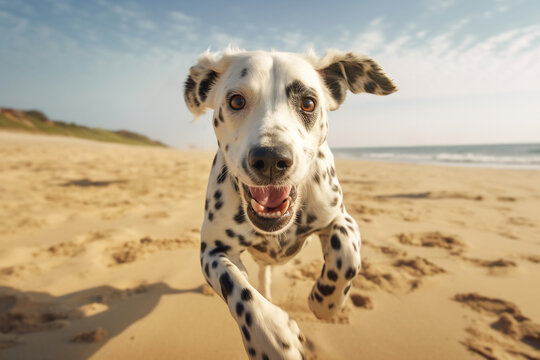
[463,257,518,276]
[522,255,540,264]
[454,292,540,359]
[71,327,107,343]
[108,236,197,265]
[350,293,374,310]
[353,256,445,294]
[395,231,466,255]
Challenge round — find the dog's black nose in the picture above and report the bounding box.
[248,146,293,180]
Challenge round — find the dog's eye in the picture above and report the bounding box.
[229,95,246,110]
[300,98,315,112]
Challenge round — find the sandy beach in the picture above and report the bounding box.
[0,131,539,360]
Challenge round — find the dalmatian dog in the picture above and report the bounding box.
[184,48,396,359]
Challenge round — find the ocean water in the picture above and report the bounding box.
[332,143,540,170]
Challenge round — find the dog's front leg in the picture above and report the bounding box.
[201,244,305,359]
[308,212,362,319]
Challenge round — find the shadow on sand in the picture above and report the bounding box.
[0,282,206,359]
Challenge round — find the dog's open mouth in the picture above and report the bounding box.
[242,184,297,233]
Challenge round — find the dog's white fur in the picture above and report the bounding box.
[184,49,396,359]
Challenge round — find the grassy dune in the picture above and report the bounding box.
[0,108,165,147]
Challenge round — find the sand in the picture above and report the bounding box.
[1,131,539,360]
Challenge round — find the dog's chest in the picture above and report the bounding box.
[247,205,331,265]
[248,231,312,265]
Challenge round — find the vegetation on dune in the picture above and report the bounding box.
[0,107,166,147]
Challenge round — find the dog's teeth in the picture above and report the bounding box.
[251,198,265,213]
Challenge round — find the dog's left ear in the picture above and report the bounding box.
[184,51,227,117]
[317,50,397,110]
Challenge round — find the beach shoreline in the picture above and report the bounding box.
[1,131,539,359]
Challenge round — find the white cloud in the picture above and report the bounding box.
[136,19,156,31]
[170,11,196,23]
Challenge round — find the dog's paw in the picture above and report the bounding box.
[308,280,349,320]
[240,298,304,360]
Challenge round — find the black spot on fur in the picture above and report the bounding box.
[242,325,251,341]
[330,166,336,177]
[327,270,338,282]
[284,241,301,257]
[184,76,196,93]
[245,312,252,326]
[262,354,269,360]
[338,226,348,236]
[212,260,218,268]
[215,200,223,210]
[320,62,347,105]
[345,267,356,280]
[214,190,222,200]
[225,144,229,152]
[317,282,335,296]
[353,242,358,253]
[344,283,351,295]
[204,262,209,277]
[218,108,224,122]
[212,154,217,168]
[343,61,365,87]
[364,81,377,94]
[329,303,334,309]
[248,348,256,356]
[217,165,228,183]
[219,272,234,301]
[337,258,342,270]
[209,244,230,256]
[296,225,312,236]
[237,234,250,246]
[331,235,341,250]
[201,242,207,254]
[367,69,396,92]
[317,151,325,159]
[184,75,200,108]
[253,242,267,253]
[314,291,323,302]
[204,199,208,211]
[236,302,244,316]
[345,217,353,223]
[198,70,219,102]
[208,211,214,221]
[307,213,317,224]
[295,209,303,223]
[330,197,338,207]
[234,206,245,224]
[241,288,253,301]
[313,173,320,184]
[285,80,319,130]
[213,118,218,127]
[241,68,248,77]
[225,229,235,238]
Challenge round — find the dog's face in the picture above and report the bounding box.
[185,50,396,234]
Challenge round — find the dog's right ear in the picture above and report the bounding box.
[184,52,224,118]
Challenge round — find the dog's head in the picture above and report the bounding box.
[184,49,396,234]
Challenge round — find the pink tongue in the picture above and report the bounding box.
[250,186,291,209]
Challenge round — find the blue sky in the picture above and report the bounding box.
[1,0,540,148]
